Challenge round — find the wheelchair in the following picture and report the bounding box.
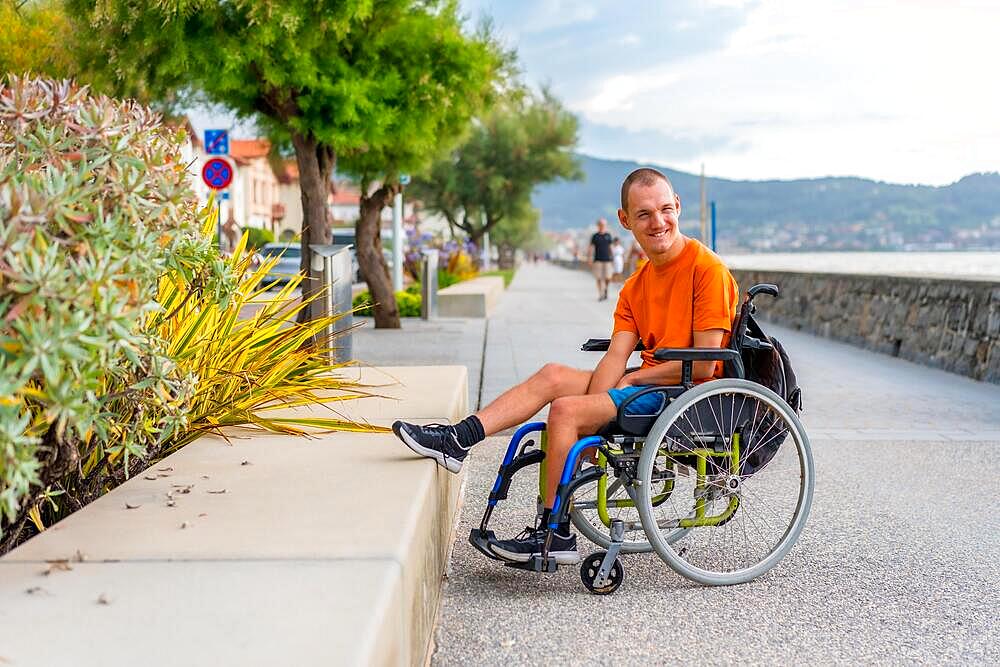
[469,284,814,594]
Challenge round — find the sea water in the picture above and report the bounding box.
[722,251,1000,280]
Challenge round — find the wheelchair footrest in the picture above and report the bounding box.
[503,555,558,573]
[468,529,504,561]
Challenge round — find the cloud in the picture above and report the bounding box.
[563,0,1000,184]
[579,120,749,166]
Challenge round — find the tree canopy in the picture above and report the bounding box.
[411,88,582,249]
[0,0,79,80]
[68,0,504,326]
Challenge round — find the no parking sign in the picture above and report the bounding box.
[201,158,233,190]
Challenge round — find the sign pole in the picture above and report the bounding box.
[710,200,717,252]
[392,191,404,292]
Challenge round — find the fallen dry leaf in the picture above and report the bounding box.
[166,500,176,508]
[96,593,110,605]
[144,475,157,481]
[125,503,141,510]
[207,489,227,495]
[198,513,208,518]
[201,475,210,479]
[180,521,190,529]
[43,560,72,576]
[241,460,252,466]
[158,467,174,472]
[25,586,48,595]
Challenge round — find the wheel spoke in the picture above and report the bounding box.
[635,379,814,584]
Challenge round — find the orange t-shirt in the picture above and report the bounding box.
[613,238,739,376]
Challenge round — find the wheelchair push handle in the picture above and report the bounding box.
[747,283,779,299]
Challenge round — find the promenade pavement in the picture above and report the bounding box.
[409,262,998,665]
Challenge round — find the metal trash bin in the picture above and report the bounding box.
[310,244,353,364]
[420,249,439,320]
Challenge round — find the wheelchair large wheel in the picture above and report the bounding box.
[636,378,814,586]
[570,455,689,554]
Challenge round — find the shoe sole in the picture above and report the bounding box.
[489,545,580,565]
[393,422,464,474]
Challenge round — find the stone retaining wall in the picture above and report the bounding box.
[731,270,1000,384]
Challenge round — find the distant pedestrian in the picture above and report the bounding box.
[590,218,614,300]
[611,237,625,281]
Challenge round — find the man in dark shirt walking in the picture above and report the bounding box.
[589,218,614,300]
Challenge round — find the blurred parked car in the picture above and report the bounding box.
[258,242,301,288]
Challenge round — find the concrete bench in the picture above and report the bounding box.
[0,365,467,667]
[437,275,504,318]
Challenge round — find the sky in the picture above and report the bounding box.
[459,0,999,186]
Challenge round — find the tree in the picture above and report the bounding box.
[488,198,541,268]
[411,88,582,251]
[333,9,502,328]
[67,0,499,323]
[0,0,79,79]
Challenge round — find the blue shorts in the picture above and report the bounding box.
[607,385,668,416]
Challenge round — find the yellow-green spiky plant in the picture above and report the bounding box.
[148,220,388,455]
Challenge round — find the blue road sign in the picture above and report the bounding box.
[202,158,233,190]
[205,129,229,155]
[399,173,411,186]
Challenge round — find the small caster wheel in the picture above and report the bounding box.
[580,552,624,595]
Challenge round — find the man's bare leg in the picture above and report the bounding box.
[542,393,618,507]
[475,363,592,435]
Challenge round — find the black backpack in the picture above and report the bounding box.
[736,313,803,474]
[742,313,802,413]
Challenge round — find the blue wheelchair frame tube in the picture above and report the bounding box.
[549,435,604,526]
[488,421,546,505]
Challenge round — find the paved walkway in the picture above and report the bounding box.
[429,262,1000,665]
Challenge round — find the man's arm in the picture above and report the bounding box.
[587,330,638,394]
[615,329,726,388]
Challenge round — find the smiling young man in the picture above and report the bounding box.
[392,168,738,564]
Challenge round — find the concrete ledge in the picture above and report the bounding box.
[437,276,504,318]
[1,365,468,667]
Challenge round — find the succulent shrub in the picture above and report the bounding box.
[0,76,233,545]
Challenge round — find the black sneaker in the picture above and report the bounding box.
[392,421,470,473]
[490,525,579,564]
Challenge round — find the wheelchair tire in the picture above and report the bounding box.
[580,552,624,595]
[636,378,814,586]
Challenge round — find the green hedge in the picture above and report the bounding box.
[243,226,275,250]
[353,289,421,317]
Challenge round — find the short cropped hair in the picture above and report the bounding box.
[620,168,673,212]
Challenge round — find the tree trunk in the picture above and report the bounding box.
[498,244,516,269]
[357,184,400,328]
[291,132,333,324]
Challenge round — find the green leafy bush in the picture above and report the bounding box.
[0,77,234,548]
[353,290,422,317]
[437,269,462,289]
[243,226,274,250]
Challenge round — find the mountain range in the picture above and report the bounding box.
[532,155,1000,252]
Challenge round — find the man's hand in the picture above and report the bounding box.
[613,374,632,390]
[586,331,638,394]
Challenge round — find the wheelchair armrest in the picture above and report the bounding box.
[581,338,645,352]
[651,347,744,385]
[652,347,742,363]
